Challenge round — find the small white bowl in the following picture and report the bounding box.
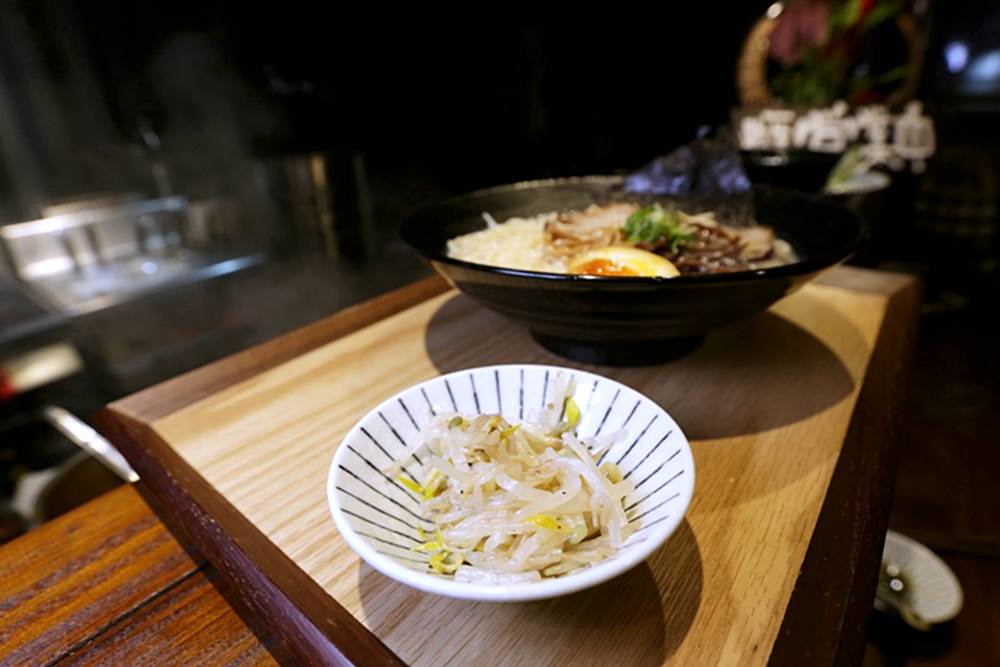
[327,364,695,602]
[882,530,964,624]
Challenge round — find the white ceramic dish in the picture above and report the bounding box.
[327,364,695,602]
[882,530,964,624]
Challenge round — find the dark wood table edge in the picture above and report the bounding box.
[94,266,919,667]
[769,274,921,666]
[96,412,401,667]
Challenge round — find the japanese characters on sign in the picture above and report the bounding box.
[737,101,936,173]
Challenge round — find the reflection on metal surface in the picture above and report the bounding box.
[41,406,138,483]
[29,252,265,316]
[1,197,186,240]
[2,197,190,280]
[0,196,264,316]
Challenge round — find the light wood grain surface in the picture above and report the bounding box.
[134,279,888,667]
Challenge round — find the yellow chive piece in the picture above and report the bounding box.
[412,540,443,553]
[422,469,445,500]
[417,526,426,541]
[429,551,447,573]
[487,415,501,430]
[397,475,422,495]
[599,461,623,484]
[500,424,521,440]
[564,397,581,427]
[429,550,463,574]
[526,514,563,531]
[447,416,465,429]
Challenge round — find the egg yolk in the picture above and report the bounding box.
[572,259,639,277]
[568,247,680,278]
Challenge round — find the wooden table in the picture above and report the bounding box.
[0,267,919,666]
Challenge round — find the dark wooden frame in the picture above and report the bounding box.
[89,269,919,667]
[770,272,920,666]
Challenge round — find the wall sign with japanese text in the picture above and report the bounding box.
[735,101,936,173]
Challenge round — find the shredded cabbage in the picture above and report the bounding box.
[386,375,634,582]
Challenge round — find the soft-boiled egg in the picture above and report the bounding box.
[568,246,680,278]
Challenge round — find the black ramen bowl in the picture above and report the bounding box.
[401,176,866,365]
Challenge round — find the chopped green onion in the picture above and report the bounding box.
[623,204,693,252]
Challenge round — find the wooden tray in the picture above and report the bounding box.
[98,266,918,666]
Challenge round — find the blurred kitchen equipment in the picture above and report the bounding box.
[8,415,131,528]
[0,343,83,400]
[136,116,174,198]
[33,451,123,523]
[0,197,264,315]
[40,406,137,483]
[0,403,104,536]
[252,152,375,260]
[0,281,66,355]
[41,193,144,218]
